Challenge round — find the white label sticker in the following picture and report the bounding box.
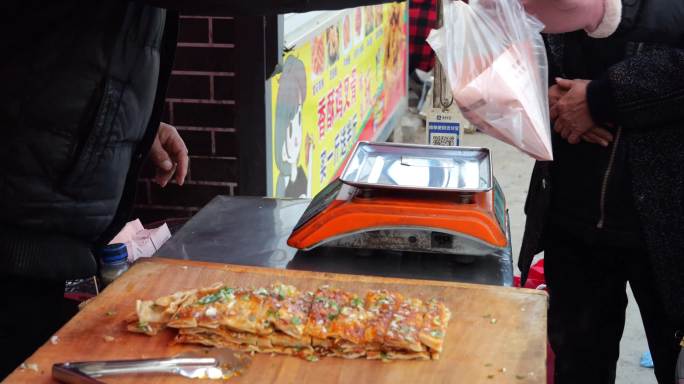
[426,107,461,147]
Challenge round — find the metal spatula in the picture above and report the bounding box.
[52,348,251,383]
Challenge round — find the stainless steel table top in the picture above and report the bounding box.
[156,196,514,286]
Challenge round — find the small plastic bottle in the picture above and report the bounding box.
[99,243,129,286]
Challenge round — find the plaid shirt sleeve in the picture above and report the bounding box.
[409,0,437,73]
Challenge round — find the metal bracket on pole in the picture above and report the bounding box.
[432,0,453,111]
[426,0,466,146]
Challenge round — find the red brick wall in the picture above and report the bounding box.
[134,15,239,224]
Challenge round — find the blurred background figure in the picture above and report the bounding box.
[409,0,437,75]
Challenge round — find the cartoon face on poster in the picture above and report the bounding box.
[273,56,313,198]
[269,4,407,198]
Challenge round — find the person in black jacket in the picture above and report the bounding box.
[519,1,684,383]
[0,0,394,378]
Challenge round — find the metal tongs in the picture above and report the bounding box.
[52,348,251,383]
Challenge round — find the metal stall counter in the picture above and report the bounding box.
[155,195,513,286]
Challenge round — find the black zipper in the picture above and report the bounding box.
[596,43,642,229]
[597,126,623,229]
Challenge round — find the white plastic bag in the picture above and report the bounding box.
[427,0,552,160]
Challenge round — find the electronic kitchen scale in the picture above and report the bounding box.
[288,142,511,258]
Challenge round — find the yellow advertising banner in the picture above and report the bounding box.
[269,3,407,198]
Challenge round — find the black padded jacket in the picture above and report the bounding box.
[0,0,393,281]
[519,0,684,329]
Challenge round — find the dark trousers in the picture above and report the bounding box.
[0,275,78,379]
[545,233,680,384]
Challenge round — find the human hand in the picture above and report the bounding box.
[581,126,614,147]
[548,84,567,121]
[551,79,612,146]
[551,78,594,144]
[150,122,189,187]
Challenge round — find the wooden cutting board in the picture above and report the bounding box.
[6,257,547,384]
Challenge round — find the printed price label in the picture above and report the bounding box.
[426,107,461,147]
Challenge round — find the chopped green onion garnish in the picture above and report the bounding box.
[137,321,150,331]
[275,286,287,300]
[198,287,234,305]
[267,309,281,319]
